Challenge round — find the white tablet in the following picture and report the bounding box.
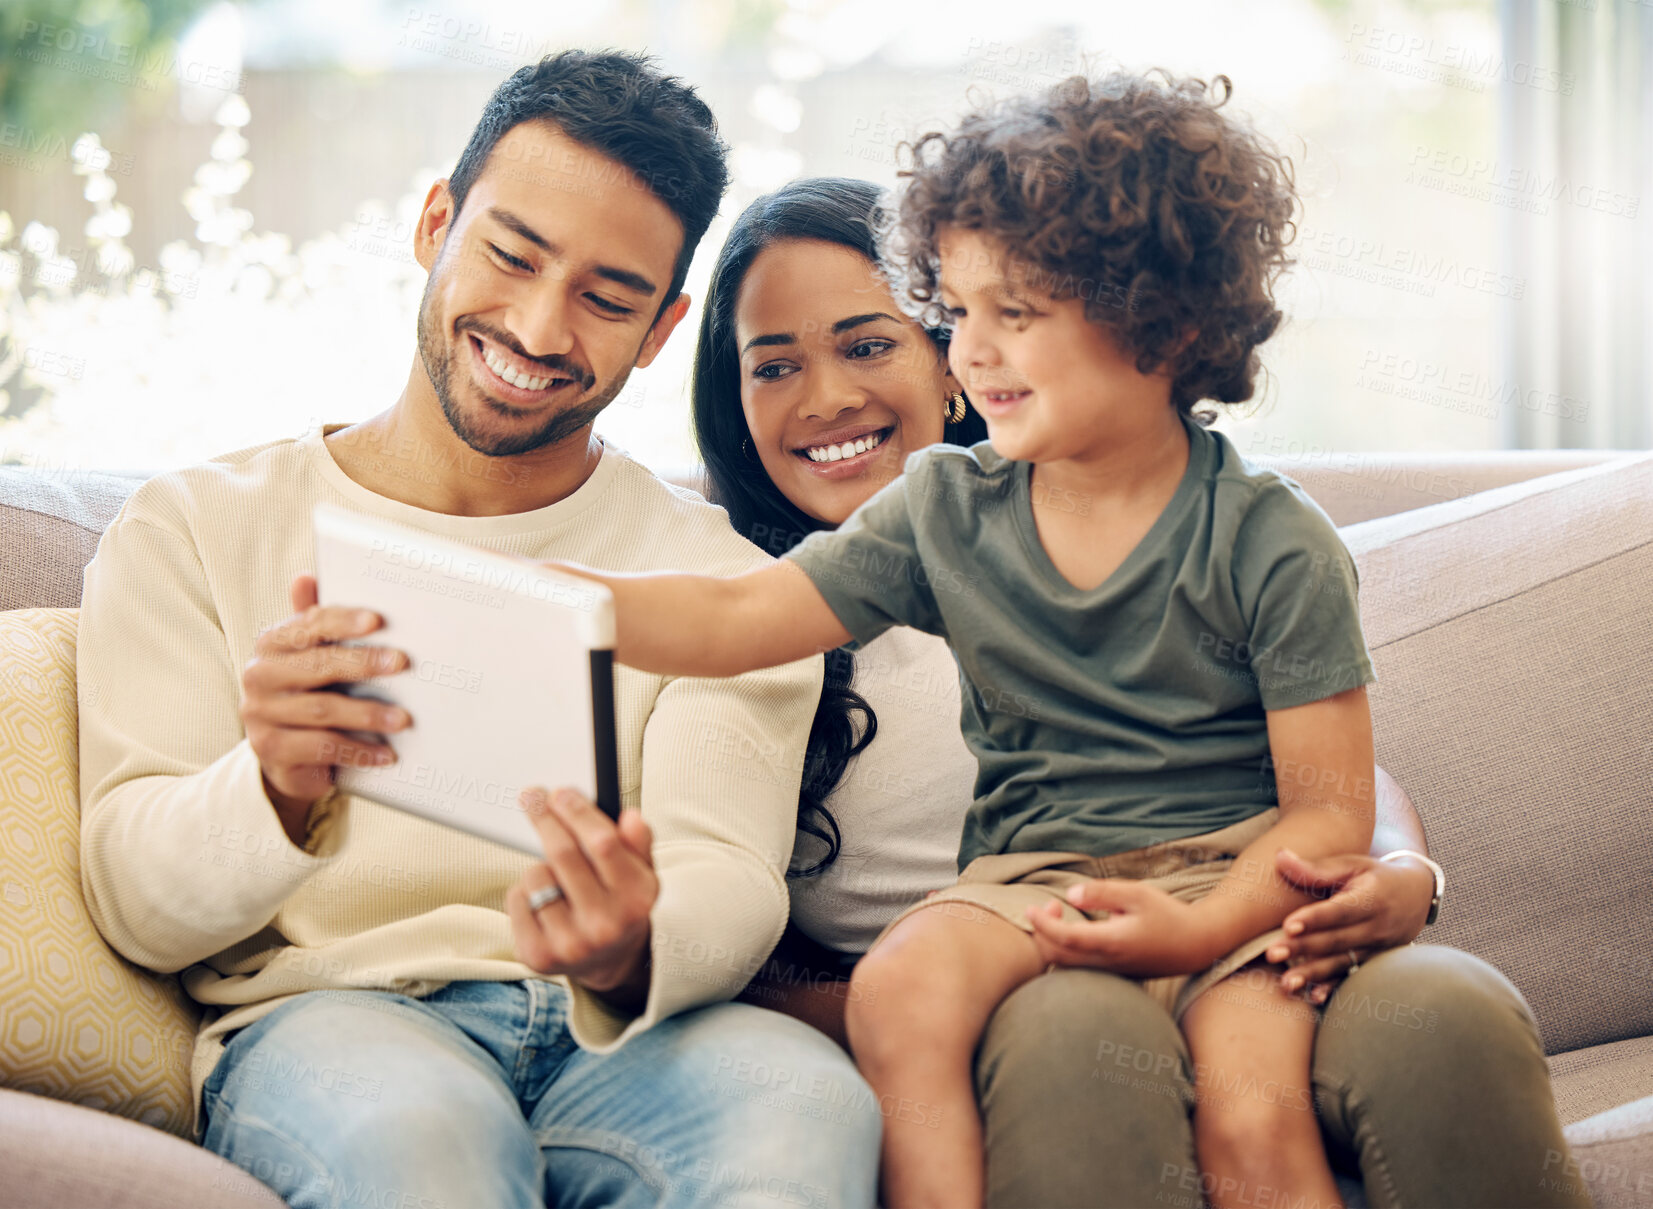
[312,503,619,856]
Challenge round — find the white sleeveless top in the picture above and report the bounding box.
[786,626,977,954]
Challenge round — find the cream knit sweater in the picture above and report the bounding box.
[76,425,822,1139]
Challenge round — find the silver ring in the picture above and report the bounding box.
[528,884,564,912]
[1347,949,1361,973]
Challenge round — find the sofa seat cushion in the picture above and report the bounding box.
[0,468,139,610]
[1560,1095,1653,1209]
[0,608,201,1135]
[1339,453,1653,1056]
[0,1087,283,1207]
[1550,1037,1653,1127]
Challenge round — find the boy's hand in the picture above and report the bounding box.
[1026,880,1219,977]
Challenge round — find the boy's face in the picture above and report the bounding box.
[935,228,1173,464]
[412,120,690,457]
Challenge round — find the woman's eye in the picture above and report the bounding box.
[752,362,798,381]
[487,243,532,271]
[846,339,895,360]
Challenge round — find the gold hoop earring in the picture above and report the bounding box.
[944,392,968,424]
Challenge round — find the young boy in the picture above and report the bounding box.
[554,72,1375,1209]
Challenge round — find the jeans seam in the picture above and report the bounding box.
[514,978,542,1092]
[209,1099,340,1209]
[534,1127,670,1198]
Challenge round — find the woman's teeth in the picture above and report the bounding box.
[804,431,885,463]
[481,345,556,391]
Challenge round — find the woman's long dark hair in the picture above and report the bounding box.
[690,177,988,876]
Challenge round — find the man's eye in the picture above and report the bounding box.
[588,294,633,316]
[846,339,895,360]
[487,243,531,271]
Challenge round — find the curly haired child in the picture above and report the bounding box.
[552,71,1376,1209]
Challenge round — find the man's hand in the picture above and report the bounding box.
[242,573,411,844]
[506,787,658,1008]
[1265,847,1436,1001]
[1025,879,1219,978]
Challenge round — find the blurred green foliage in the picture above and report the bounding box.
[0,0,224,139]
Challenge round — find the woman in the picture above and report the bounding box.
[691,177,1582,1208]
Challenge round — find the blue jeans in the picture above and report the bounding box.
[200,979,882,1208]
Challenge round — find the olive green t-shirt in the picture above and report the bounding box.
[784,414,1377,868]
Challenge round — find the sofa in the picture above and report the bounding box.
[1,445,1650,1208]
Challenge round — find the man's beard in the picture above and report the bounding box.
[416,280,630,459]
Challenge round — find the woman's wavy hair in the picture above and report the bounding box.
[886,71,1298,425]
[691,177,987,876]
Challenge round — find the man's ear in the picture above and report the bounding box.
[414,179,455,273]
[634,294,692,370]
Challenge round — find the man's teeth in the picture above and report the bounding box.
[805,431,885,463]
[481,345,555,391]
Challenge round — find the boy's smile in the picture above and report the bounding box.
[935,226,1178,471]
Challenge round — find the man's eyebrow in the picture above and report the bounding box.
[485,206,658,297]
[486,206,553,252]
[831,312,903,333]
[592,264,658,297]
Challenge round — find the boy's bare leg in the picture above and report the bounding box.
[845,902,1046,1209]
[1182,967,1342,1209]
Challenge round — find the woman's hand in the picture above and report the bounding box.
[1266,847,1436,1002]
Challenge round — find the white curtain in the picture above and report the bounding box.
[1500,0,1653,450]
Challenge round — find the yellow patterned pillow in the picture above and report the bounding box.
[0,608,200,1136]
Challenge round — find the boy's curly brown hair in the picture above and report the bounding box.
[886,70,1297,423]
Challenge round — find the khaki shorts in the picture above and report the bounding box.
[870,809,1285,1021]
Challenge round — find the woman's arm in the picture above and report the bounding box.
[549,558,852,676]
[1267,766,1438,996]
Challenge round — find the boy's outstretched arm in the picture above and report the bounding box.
[546,558,852,677]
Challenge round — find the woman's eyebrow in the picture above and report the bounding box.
[739,311,904,355]
[740,331,796,354]
[831,311,903,333]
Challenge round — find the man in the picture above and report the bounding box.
[77,50,880,1208]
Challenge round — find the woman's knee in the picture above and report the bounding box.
[976,970,1199,1209]
[978,967,1192,1101]
[1318,943,1546,1075]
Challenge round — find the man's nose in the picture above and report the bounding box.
[511,286,576,361]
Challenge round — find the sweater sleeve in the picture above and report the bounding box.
[77,505,350,975]
[562,652,823,1051]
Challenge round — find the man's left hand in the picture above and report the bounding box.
[506,787,657,1006]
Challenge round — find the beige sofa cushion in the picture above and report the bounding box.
[0,1087,283,1208]
[1341,453,1653,1056]
[0,468,138,610]
[0,608,200,1135]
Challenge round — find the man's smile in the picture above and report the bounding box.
[465,332,587,405]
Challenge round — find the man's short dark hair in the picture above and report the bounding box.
[448,48,730,313]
